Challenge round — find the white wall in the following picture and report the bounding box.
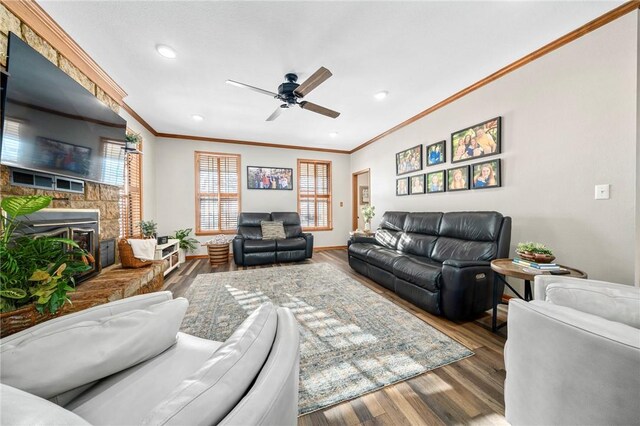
[351,12,638,285]
[119,109,157,221]
[153,137,351,254]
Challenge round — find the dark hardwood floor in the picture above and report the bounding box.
[164,250,508,426]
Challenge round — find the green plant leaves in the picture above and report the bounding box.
[1,196,52,218]
[0,288,27,299]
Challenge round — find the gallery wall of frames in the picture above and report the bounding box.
[395,117,502,196]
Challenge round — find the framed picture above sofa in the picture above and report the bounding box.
[426,140,446,166]
[396,177,409,196]
[396,144,423,175]
[410,174,426,194]
[451,117,501,163]
[247,166,293,190]
[426,170,446,193]
[471,159,501,189]
[447,165,470,191]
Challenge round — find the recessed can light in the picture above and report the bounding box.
[192,114,204,122]
[329,132,338,138]
[156,44,177,59]
[374,90,388,100]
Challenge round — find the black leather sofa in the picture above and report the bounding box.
[233,212,313,266]
[348,211,511,321]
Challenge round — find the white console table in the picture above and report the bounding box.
[154,239,180,276]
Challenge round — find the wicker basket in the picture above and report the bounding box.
[118,239,153,268]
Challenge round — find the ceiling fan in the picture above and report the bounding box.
[226,67,340,121]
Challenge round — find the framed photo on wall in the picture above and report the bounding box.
[426,170,446,193]
[426,140,446,166]
[359,186,370,204]
[247,166,293,190]
[396,177,409,196]
[396,144,423,175]
[451,117,501,163]
[471,159,501,189]
[447,165,470,191]
[410,174,426,194]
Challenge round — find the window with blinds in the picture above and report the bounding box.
[120,150,143,238]
[195,152,241,234]
[298,159,332,230]
[101,140,126,186]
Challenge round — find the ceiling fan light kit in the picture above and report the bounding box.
[226,67,341,121]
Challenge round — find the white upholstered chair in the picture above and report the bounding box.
[504,275,640,425]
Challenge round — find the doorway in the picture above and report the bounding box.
[352,169,370,231]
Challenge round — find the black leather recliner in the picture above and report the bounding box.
[348,211,511,321]
[233,212,314,266]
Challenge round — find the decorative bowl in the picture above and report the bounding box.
[516,251,556,264]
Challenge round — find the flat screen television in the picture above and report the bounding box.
[0,32,127,186]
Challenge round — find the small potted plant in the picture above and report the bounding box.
[516,242,555,263]
[139,220,157,239]
[170,228,199,264]
[362,205,376,232]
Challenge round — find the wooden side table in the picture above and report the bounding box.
[489,258,587,332]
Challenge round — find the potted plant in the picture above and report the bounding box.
[0,196,92,314]
[170,228,199,264]
[362,205,376,232]
[516,241,556,263]
[139,220,158,239]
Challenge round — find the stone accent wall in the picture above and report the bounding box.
[0,4,123,241]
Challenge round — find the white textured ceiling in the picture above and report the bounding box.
[38,1,623,151]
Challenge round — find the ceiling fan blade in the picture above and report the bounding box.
[293,67,332,97]
[266,106,284,121]
[226,80,278,98]
[299,101,340,119]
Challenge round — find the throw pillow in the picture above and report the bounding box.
[261,221,286,240]
[0,297,188,399]
[141,303,278,426]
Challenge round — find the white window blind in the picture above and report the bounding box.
[101,140,125,186]
[195,152,241,234]
[298,159,332,230]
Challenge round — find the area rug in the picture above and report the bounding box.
[180,263,473,415]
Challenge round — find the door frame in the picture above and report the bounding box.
[352,168,370,231]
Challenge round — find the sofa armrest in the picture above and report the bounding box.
[440,260,497,320]
[442,259,490,268]
[348,235,378,247]
[533,275,622,301]
[301,233,313,258]
[232,236,244,266]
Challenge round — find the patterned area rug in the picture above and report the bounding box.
[180,263,473,415]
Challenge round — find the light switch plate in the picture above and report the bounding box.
[595,184,610,200]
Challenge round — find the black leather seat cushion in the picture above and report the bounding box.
[271,212,303,238]
[237,212,272,240]
[366,247,404,273]
[403,212,442,235]
[439,211,503,241]
[349,243,377,261]
[244,239,277,253]
[396,232,438,257]
[276,237,306,251]
[430,237,497,263]
[393,256,442,292]
[379,211,408,231]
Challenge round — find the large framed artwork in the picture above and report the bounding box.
[396,177,409,196]
[426,140,446,166]
[451,117,501,163]
[447,165,470,191]
[426,170,446,193]
[247,166,293,190]
[396,144,423,175]
[471,159,501,189]
[410,174,425,194]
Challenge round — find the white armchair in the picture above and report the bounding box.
[504,275,640,426]
[1,292,300,425]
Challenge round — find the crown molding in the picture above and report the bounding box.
[349,0,640,154]
[2,0,127,104]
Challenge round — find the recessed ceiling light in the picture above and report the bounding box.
[192,114,204,122]
[329,132,338,138]
[156,44,176,59]
[374,90,388,100]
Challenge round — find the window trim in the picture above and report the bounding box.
[116,133,143,238]
[194,151,242,236]
[297,158,333,232]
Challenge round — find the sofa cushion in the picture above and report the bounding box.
[67,333,223,424]
[260,221,286,240]
[271,212,303,238]
[397,232,438,257]
[141,303,278,426]
[276,237,307,251]
[439,211,503,241]
[403,212,442,235]
[545,282,640,329]
[430,237,497,263]
[0,298,187,400]
[393,256,442,292]
[379,211,407,231]
[237,213,272,240]
[243,239,276,253]
[366,247,405,273]
[375,229,402,250]
[348,242,377,261]
[1,384,91,426]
